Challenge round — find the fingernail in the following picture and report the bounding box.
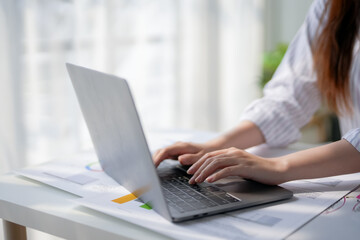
[189,177,194,184]
[206,177,213,182]
[195,176,201,183]
[187,167,193,174]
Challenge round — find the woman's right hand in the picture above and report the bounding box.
[153,142,215,167]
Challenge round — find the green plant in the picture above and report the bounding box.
[259,43,288,88]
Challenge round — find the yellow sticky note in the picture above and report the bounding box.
[112,193,137,204]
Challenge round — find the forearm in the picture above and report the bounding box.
[281,139,360,182]
[205,120,265,150]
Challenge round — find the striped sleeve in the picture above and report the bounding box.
[343,129,360,152]
[240,0,326,147]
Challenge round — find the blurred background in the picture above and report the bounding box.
[1,0,338,238]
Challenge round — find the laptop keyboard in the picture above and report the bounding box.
[161,174,241,213]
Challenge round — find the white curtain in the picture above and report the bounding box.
[0,0,264,172]
[0,0,25,172]
[1,1,263,239]
[176,0,264,131]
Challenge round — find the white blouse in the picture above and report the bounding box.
[240,0,360,151]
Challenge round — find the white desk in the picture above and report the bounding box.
[1,172,359,240]
[1,133,360,239]
[0,173,169,240]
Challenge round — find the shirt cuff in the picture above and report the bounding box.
[239,100,301,147]
[342,128,360,152]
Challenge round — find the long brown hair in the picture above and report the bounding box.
[313,0,360,115]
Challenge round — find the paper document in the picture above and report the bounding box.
[74,172,360,240]
[14,151,128,197]
[288,185,360,239]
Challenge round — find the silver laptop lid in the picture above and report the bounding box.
[66,63,171,221]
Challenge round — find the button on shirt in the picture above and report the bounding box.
[240,0,360,151]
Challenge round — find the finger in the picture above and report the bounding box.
[187,149,228,175]
[154,148,180,167]
[152,149,161,162]
[178,153,202,165]
[153,144,179,163]
[206,166,243,183]
[153,142,198,167]
[189,153,231,184]
[153,148,169,167]
[194,157,238,183]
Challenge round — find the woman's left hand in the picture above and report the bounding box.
[187,147,287,185]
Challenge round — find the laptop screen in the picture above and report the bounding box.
[67,63,171,221]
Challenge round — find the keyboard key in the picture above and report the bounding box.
[186,198,199,204]
[190,202,207,210]
[202,199,218,207]
[205,186,225,193]
[193,195,208,201]
[189,192,200,198]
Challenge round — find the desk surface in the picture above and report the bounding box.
[1,172,360,240]
[1,131,360,240]
[0,173,169,240]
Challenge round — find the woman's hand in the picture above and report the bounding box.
[153,142,217,167]
[153,121,266,168]
[187,147,287,185]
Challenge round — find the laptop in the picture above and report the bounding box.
[66,63,293,222]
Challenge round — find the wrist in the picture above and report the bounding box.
[204,136,228,151]
[273,156,291,184]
